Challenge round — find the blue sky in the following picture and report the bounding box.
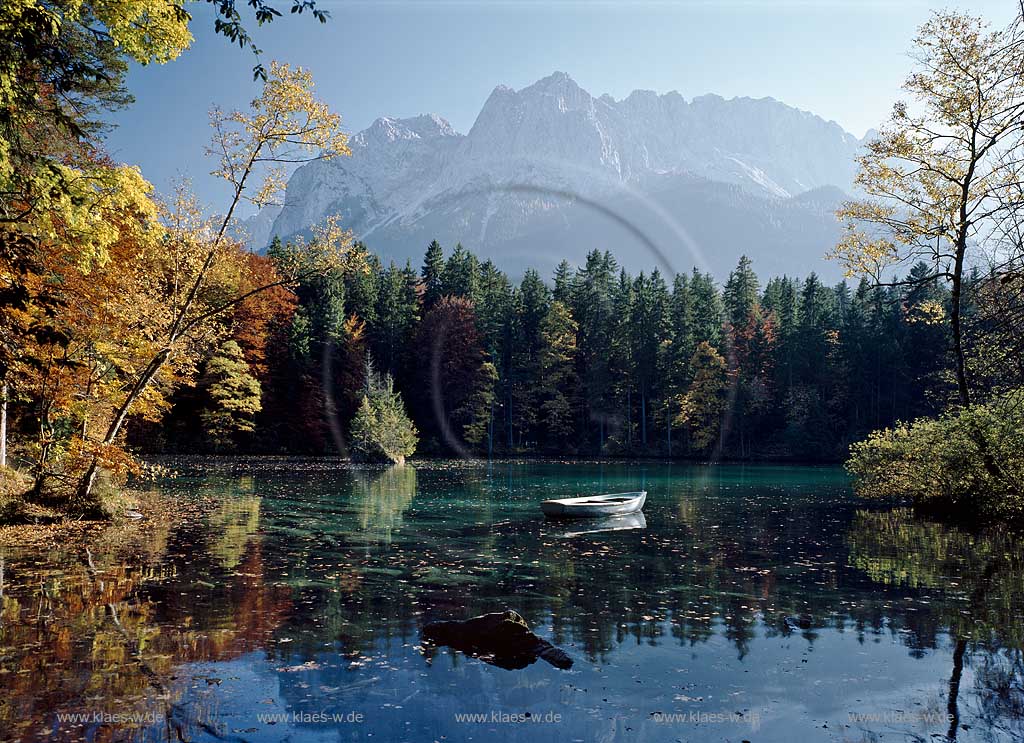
[104,0,1015,215]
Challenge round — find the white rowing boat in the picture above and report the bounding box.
[540,490,647,519]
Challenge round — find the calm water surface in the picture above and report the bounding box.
[1,460,1022,742]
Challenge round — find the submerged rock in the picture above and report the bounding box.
[784,614,814,630]
[422,610,573,670]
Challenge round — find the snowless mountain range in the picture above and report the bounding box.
[241,71,867,280]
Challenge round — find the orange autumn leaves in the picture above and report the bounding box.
[11,177,295,490]
[2,57,349,504]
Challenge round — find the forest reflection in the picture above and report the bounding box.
[0,463,1021,741]
[846,509,1024,741]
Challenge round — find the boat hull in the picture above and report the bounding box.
[541,491,646,519]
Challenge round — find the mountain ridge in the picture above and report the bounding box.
[240,72,863,280]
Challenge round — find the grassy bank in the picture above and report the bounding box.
[0,466,195,548]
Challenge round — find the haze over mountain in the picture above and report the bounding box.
[241,72,865,280]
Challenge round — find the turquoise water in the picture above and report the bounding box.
[2,460,1021,742]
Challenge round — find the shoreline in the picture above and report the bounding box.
[0,488,211,550]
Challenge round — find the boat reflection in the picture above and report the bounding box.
[543,511,647,538]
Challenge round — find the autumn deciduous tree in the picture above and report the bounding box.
[829,9,1024,508]
[538,301,579,449]
[0,0,331,489]
[7,165,187,500]
[232,253,298,383]
[1,162,171,486]
[677,341,729,454]
[831,10,1024,409]
[74,61,352,501]
[0,0,192,235]
[0,0,325,372]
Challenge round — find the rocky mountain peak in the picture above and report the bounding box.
[252,72,865,281]
[356,114,460,146]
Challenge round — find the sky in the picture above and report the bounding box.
[104,0,1017,215]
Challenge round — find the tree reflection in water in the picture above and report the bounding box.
[0,488,289,742]
[846,508,1024,741]
[1,463,1022,741]
[352,465,417,545]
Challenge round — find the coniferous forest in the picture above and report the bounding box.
[140,239,964,463]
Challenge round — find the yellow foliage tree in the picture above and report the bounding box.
[830,10,1024,408]
[1,0,192,234]
[11,168,201,500]
[675,341,729,454]
[75,62,353,502]
[0,0,349,520]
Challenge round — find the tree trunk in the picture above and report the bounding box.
[73,137,281,505]
[951,238,1015,490]
[626,389,632,447]
[667,406,672,457]
[77,460,100,505]
[76,349,170,503]
[641,388,647,447]
[949,247,971,408]
[488,399,494,460]
[0,382,7,468]
[946,637,966,741]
